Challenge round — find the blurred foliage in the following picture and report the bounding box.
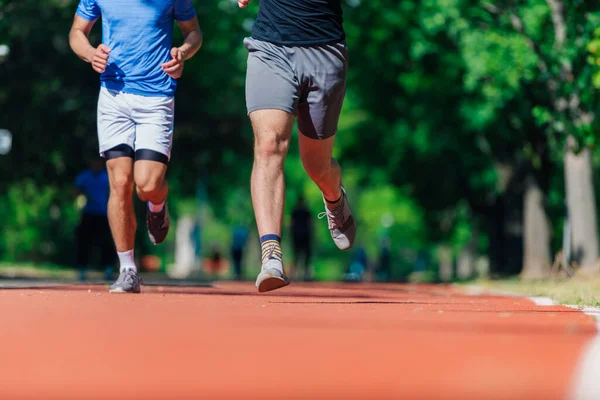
[1,0,600,280]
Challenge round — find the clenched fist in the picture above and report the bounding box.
[161,47,185,79]
[89,44,111,73]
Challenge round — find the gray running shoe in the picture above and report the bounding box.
[319,186,356,251]
[147,201,170,245]
[109,268,141,293]
[256,258,290,293]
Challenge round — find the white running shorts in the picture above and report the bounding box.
[97,86,175,160]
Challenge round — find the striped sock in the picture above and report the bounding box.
[260,234,282,263]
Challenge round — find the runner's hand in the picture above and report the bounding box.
[90,44,110,74]
[162,47,185,79]
[238,0,251,8]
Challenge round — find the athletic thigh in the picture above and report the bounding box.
[106,157,134,190]
[244,37,300,115]
[134,160,167,190]
[130,94,175,163]
[97,87,136,156]
[249,109,295,149]
[296,43,348,140]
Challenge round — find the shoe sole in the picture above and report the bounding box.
[109,287,141,294]
[149,229,169,246]
[338,244,353,252]
[334,230,356,252]
[257,276,290,293]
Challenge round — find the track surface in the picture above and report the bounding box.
[0,282,596,399]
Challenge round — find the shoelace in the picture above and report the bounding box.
[262,258,282,272]
[318,200,345,230]
[149,211,166,228]
[120,269,137,285]
[261,242,279,270]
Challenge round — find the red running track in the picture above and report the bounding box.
[0,282,596,400]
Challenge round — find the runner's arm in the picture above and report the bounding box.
[176,17,202,61]
[69,15,111,73]
[163,17,202,78]
[69,15,98,63]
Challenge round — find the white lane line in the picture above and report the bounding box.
[527,296,555,306]
[569,307,600,400]
[461,285,600,399]
[461,285,557,306]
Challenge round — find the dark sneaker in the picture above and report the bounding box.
[147,201,170,245]
[319,186,356,251]
[109,268,141,293]
[255,258,290,293]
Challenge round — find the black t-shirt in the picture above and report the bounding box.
[251,0,345,46]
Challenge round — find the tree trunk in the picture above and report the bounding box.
[475,256,490,278]
[457,229,478,280]
[457,246,474,280]
[169,215,198,279]
[565,139,600,273]
[485,186,524,276]
[521,175,551,279]
[438,245,453,282]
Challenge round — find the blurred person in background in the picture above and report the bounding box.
[69,0,202,293]
[205,244,228,276]
[74,157,114,281]
[231,224,249,280]
[291,195,313,281]
[345,245,367,282]
[376,235,391,282]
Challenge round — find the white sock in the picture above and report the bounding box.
[117,250,136,273]
[148,200,165,213]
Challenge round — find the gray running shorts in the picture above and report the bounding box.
[244,37,348,140]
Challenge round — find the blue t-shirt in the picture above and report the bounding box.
[76,0,197,96]
[75,168,110,216]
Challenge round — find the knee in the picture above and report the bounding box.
[254,131,290,160]
[135,174,162,198]
[110,173,134,200]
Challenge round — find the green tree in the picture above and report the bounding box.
[461,1,600,274]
